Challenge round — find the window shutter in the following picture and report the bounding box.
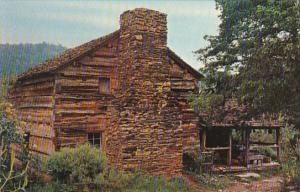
[99,78,110,94]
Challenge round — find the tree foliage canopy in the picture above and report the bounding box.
[195,0,300,125]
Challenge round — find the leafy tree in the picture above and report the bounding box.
[195,0,300,126]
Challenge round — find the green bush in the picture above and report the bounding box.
[45,143,131,191]
[46,143,107,184]
[258,147,277,160]
[29,172,192,192]
[28,181,76,192]
[183,151,214,174]
[40,144,192,192]
[280,125,300,189]
[250,129,276,143]
[183,152,201,173]
[94,168,132,190]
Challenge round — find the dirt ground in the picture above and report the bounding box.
[223,175,282,192]
[186,174,284,192]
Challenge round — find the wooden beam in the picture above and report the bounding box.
[206,147,230,151]
[251,145,279,149]
[228,128,232,166]
[250,142,278,146]
[276,128,281,162]
[244,128,250,167]
[201,128,206,151]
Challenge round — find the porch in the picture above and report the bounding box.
[200,125,282,173]
[211,162,280,173]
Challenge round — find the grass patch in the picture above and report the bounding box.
[122,174,191,192]
[197,173,231,190]
[259,169,280,178]
[28,173,192,192]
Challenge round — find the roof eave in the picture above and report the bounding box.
[167,48,203,80]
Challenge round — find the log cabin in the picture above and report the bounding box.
[8,8,202,175]
[8,8,283,175]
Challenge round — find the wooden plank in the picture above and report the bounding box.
[21,121,54,138]
[92,50,117,57]
[80,56,117,67]
[17,75,54,86]
[18,116,52,124]
[13,89,54,97]
[60,66,112,77]
[29,136,55,155]
[57,78,99,87]
[56,93,112,98]
[19,104,52,109]
[250,142,278,145]
[206,147,230,151]
[251,145,279,148]
[171,80,196,91]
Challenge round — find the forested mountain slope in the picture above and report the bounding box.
[0,43,66,77]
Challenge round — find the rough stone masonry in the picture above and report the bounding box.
[107,8,198,175]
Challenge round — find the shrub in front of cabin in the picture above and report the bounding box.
[46,143,107,184]
[43,144,192,192]
[0,101,30,191]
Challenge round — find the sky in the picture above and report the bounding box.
[0,0,220,70]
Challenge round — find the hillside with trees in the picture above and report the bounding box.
[0,43,66,98]
[0,43,66,77]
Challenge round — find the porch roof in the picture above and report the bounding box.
[199,99,283,129]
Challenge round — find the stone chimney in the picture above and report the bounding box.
[118,8,168,90]
[109,8,182,175]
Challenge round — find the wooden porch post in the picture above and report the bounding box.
[201,128,207,151]
[244,127,250,167]
[227,128,232,166]
[276,128,281,162]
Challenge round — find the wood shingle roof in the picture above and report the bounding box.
[17,30,203,81]
[17,30,120,80]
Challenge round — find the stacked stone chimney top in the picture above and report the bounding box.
[120,8,167,34]
[121,8,167,16]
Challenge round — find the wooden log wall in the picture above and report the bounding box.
[8,75,56,155]
[54,37,119,149]
[169,59,200,154]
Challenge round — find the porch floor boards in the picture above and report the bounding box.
[211,162,280,173]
